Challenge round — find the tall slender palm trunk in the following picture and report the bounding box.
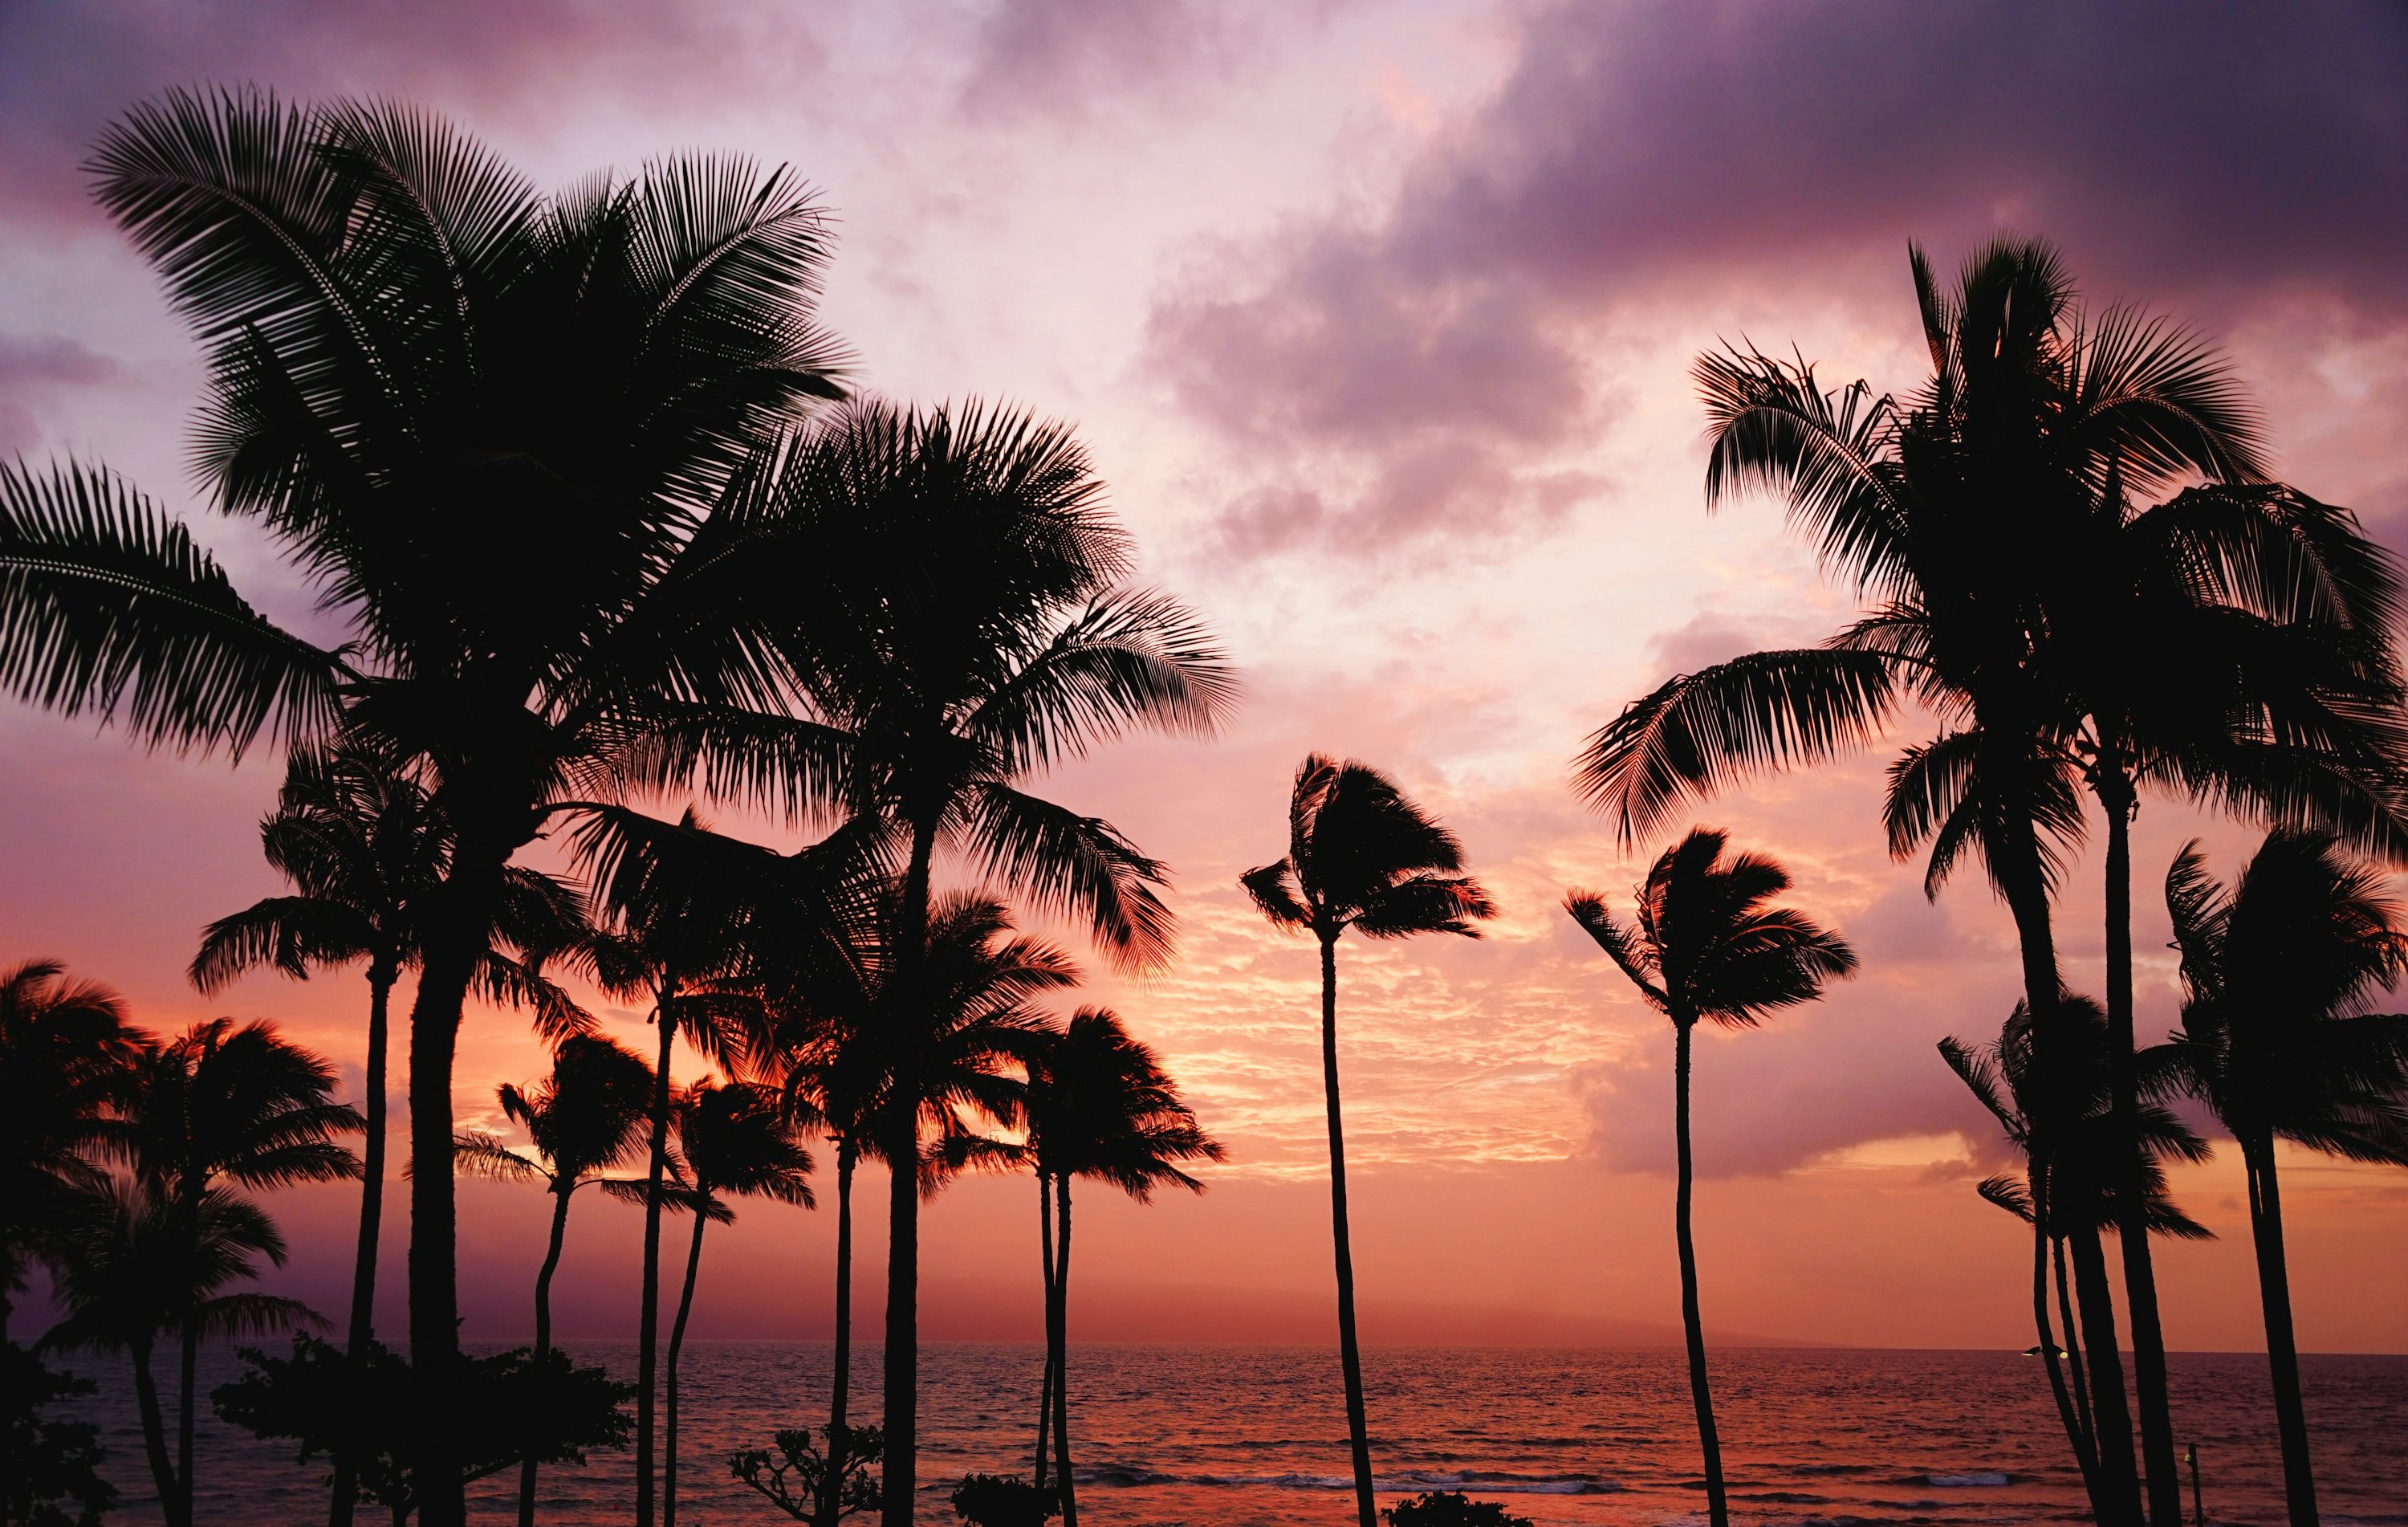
[2032,1190,2098,1498]
[1994,821,2139,1527]
[1050,1175,1076,1527]
[2098,772,2182,1525]
[665,1206,710,1527]
[1033,1172,1056,1490]
[637,1001,680,1527]
[1317,933,1377,1527]
[1671,1019,1729,1527]
[2055,1234,2095,1450]
[520,1186,576,1527]
[881,821,939,1527]
[177,1285,199,1527]
[2244,1136,2321,1526]
[2068,1224,2142,1518]
[332,967,396,1527]
[408,830,515,1527]
[819,1145,856,1527]
[130,1339,184,1527]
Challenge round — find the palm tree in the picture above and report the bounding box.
[768,957,889,1527]
[662,1080,814,1527]
[1243,755,1494,1527]
[1574,238,2310,1524]
[1941,996,2216,1501]
[1019,1008,1222,1527]
[0,959,141,1341]
[760,881,1070,1526]
[453,1034,657,1527]
[551,873,772,1527]
[2163,831,2408,1526]
[2028,454,2407,1527]
[0,92,848,1527]
[121,1019,362,1525]
[1565,829,1855,1527]
[616,398,1234,1523]
[41,1179,318,1527]
[190,739,589,1527]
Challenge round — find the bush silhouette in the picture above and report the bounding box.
[1381,1492,1535,1527]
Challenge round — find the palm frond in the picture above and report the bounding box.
[1575,648,1898,845]
[0,459,344,755]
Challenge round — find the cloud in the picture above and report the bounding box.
[958,0,1241,121]
[0,333,120,453]
[0,1,827,226]
[1149,0,2408,566]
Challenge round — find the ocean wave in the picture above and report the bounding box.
[1922,1469,2012,1486]
[1082,1466,1629,1496]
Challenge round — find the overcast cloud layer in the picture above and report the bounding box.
[5,0,2406,1351]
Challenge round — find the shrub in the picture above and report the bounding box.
[949,1472,1061,1526]
[1382,1490,1536,1527]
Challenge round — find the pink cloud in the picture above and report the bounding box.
[1147,0,2408,564]
[0,333,120,452]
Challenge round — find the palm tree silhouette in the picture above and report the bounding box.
[1575,238,2299,1524]
[1566,829,1855,1527]
[0,959,140,1342]
[2012,442,2404,1527]
[1017,1008,1222,1527]
[616,398,1232,1522]
[47,1019,359,1526]
[454,1034,657,1527]
[1243,755,1494,1527]
[42,1179,317,1527]
[0,92,848,1525]
[760,880,1071,1526]
[661,1080,814,1527]
[553,881,771,1527]
[2163,831,2408,1526]
[190,739,589,1527]
[1941,996,2215,1496]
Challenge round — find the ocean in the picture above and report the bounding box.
[51,1342,2408,1525]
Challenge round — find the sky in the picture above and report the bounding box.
[5,0,2408,1354]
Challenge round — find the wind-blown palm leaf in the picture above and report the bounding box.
[1577,649,1900,845]
[0,461,343,755]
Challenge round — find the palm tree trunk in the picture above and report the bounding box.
[178,1297,199,1527]
[407,836,511,1527]
[1993,816,2141,1525]
[1672,1019,1729,1527]
[665,1203,709,1527]
[1033,1171,1055,1491]
[1317,933,1377,1527]
[2245,1136,2320,1526]
[2032,1197,2099,1499]
[131,1338,185,1527]
[2098,764,2182,1526]
[521,1185,575,1527]
[881,816,939,1527]
[1051,1174,1076,1527]
[2055,1234,2095,1452]
[637,1000,679,1527]
[331,964,395,1527]
[819,1143,856,1527]
[2069,1222,2142,1521]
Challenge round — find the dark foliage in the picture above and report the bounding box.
[730,1423,884,1523]
[1382,1492,1534,1527]
[212,1335,631,1521]
[2,1342,116,1527]
[947,1473,1060,1527]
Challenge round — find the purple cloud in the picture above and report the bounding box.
[0,1,825,227]
[0,333,120,454]
[1151,0,2408,564]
